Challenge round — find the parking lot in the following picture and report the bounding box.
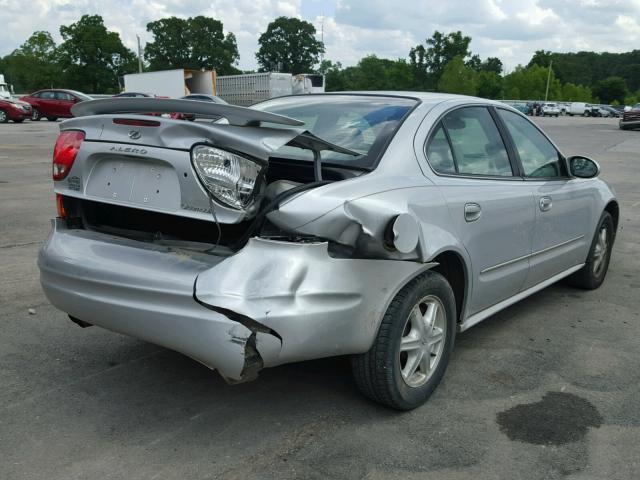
[1,116,639,479]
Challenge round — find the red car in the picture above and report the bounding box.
[20,89,92,121]
[0,99,32,123]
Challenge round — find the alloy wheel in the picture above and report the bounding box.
[398,295,447,388]
[592,226,609,276]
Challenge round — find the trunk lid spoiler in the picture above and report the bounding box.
[68,98,359,160]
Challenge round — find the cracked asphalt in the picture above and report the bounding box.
[1,116,638,479]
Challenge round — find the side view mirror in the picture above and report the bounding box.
[568,155,600,179]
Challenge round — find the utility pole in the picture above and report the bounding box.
[544,60,553,102]
[319,15,324,65]
[136,35,143,73]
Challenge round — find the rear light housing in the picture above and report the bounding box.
[56,193,67,219]
[53,130,84,180]
[191,145,263,210]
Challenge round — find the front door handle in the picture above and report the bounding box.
[464,202,482,222]
[539,196,552,212]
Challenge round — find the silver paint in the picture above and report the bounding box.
[40,92,618,382]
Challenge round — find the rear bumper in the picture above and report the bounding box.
[38,219,254,380]
[39,219,428,381]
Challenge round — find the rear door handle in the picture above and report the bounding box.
[539,196,552,212]
[464,202,482,222]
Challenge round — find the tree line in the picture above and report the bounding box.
[1,14,639,105]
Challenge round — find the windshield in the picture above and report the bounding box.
[252,94,418,168]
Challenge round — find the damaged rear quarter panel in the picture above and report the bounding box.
[194,238,434,366]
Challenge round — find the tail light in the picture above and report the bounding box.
[56,194,67,219]
[53,130,84,180]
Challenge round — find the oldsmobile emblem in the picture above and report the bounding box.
[128,130,142,140]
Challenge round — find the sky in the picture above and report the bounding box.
[1,0,640,72]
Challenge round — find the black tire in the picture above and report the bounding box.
[14,119,24,123]
[0,109,7,123]
[351,271,456,410]
[46,117,58,121]
[567,212,614,290]
[31,108,41,121]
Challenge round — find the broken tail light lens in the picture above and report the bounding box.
[191,145,262,209]
[53,130,85,180]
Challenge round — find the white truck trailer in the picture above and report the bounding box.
[0,74,12,100]
[123,69,217,98]
[216,73,325,106]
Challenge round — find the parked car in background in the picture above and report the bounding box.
[600,106,621,118]
[557,102,571,115]
[0,99,31,123]
[20,89,91,121]
[113,92,156,98]
[620,103,640,130]
[541,103,560,117]
[39,93,618,410]
[0,98,32,123]
[176,94,229,121]
[567,102,588,116]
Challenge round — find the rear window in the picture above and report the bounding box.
[252,95,418,169]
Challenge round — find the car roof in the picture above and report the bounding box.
[292,91,509,109]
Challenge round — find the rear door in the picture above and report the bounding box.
[425,106,536,316]
[496,108,593,288]
[55,91,76,117]
[38,90,57,116]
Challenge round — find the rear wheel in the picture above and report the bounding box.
[567,212,614,289]
[0,109,7,123]
[31,108,41,121]
[351,271,456,410]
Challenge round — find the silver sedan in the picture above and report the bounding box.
[38,93,617,409]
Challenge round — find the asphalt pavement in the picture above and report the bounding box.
[0,115,638,479]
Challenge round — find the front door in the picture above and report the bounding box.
[425,106,536,315]
[496,108,592,287]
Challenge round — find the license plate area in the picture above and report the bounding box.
[86,157,180,211]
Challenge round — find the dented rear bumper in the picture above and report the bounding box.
[38,219,429,382]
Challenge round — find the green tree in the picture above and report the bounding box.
[476,71,502,99]
[256,17,324,73]
[438,56,477,95]
[57,15,137,93]
[560,83,592,102]
[145,16,240,74]
[323,56,414,91]
[1,31,60,92]
[592,76,628,104]
[503,64,561,100]
[410,31,471,90]
[481,57,503,75]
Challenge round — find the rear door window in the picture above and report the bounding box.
[56,92,74,101]
[427,106,513,177]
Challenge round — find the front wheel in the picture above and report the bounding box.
[31,108,41,121]
[567,212,614,289]
[0,109,7,123]
[351,271,456,410]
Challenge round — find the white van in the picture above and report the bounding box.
[567,102,587,116]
